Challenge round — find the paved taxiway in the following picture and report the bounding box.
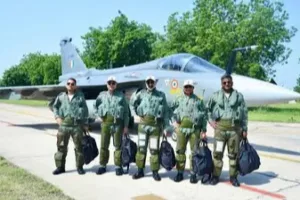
[0,103,299,200]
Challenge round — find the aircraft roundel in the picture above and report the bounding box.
[171,79,178,89]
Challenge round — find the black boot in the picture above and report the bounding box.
[209,176,219,185]
[152,171,161,181]
[77,167,85,175]
[190,174,197,184]
[96,166,106,175]
[52,167,65,175]
[115,168,124,176]
[173,172,184,182]
[230,176,240,187]
[132,168,144,179]
[201,174,211,184]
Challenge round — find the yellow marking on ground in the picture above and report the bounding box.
[132,194,166,200]
[258,152,300,164]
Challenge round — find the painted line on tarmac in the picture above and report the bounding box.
[0,116,288,200]
[223,181,286,199]
[2,108,300,165]
[259,152,300,164]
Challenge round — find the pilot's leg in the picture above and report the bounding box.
[210,128,226,185]
[71,125,85,175]
[96,122,112,175]
[174,128,188,182]
[189,130,200,184]
[53,126,70,175]
[227,129,241,187]
[132,124,149,179]
[112,124,123,176]
[149,126,161,181]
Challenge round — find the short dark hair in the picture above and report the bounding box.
[221,74,232,81]
[67,77,77,84]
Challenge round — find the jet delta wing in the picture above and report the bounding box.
[0,37,300,127]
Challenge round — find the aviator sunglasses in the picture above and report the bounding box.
[67,82,75,86]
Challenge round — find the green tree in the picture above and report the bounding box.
[154,0,297,80]
[1,53,61,86]
[294,76,300,93]
[81,11,157,69]
[1,65,31,86]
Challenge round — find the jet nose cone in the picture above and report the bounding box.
[232,75,300,106]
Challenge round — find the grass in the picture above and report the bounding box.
[1,99,300,123]
[0,156,74,200]
[0,99,48,106]
[248,103,300,123]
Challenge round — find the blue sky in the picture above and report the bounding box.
[0,0,299,89]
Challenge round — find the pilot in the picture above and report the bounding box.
[52,77,89,175]
[206,74,248,187]
[94,76,130,176]
[170,79,207,184]
[129,75,169,181]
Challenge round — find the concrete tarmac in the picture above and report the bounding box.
[0,103,299,200]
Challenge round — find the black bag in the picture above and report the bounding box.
[159,134,176,171]
[192,139,213,177]
[82,131,99,165]
[238,138,261,176]
[121,134,137,173]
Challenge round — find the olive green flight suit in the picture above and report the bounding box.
[94,90,129,168]
[206,89,248,178]
[52,91,89,169]
[171,93,207,172]
[130,88,169,171]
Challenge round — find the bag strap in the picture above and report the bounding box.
[239,138,248,149]
[162,133,167,141]
[83,129,90,136]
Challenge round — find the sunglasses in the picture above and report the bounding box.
[108,81,116,85]
[184,85,193,89]
[222,81,232,85]
[67,82,75,86]
[147,80,155,84]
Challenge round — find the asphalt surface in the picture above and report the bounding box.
[0,103,299,200]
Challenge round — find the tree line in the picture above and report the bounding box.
[0,0,298,88]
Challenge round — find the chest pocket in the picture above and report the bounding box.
[113,96,124,119]
[153,96,164,118]
[191,100,205,125]
[97,97,108,117]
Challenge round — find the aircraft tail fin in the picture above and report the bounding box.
[60,37,87,75]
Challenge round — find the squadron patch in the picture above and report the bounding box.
[171,79,178,89]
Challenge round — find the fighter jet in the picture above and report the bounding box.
[0,37,299,140]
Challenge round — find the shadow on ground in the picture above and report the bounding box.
[61,163,277,186]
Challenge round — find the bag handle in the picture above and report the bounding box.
[162,133,168,141]
[193,138,208,153]
[83,129,90,136]
[240,137,248,149]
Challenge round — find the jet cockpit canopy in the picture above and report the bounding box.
[158,53,225,73]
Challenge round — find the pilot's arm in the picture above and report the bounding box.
[240,93,248,133]
[52,94,62,119]
[170,96,180,123]
[80,93,89,126]
[129,91,141,116]
[198,99,207,133]
[122,95,130,128]
[161,92,170,130]
[93,93,103,117]
[206,93,216,124]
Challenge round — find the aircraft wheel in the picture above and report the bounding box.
[171,131,177,142]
